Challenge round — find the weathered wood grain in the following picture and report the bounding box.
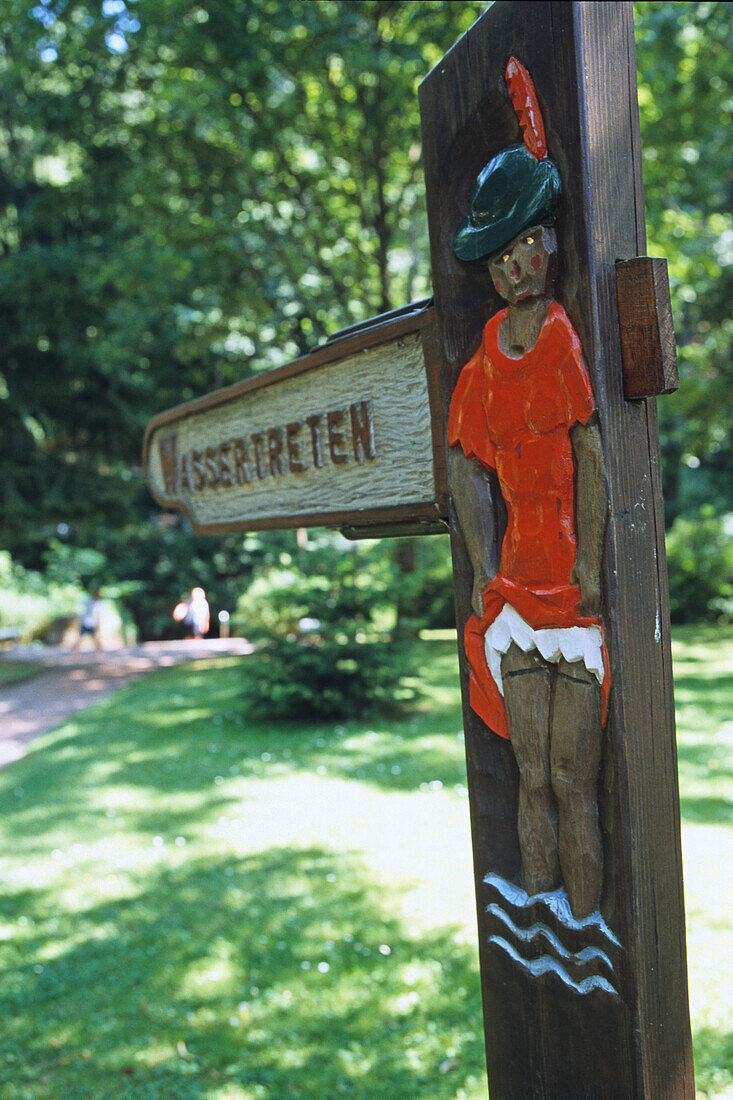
[576,6,692,1095]
[144,309,448,534]
[616,256,679,398]
[419,2,693,1096]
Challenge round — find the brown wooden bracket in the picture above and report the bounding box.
[340,517,449,540]
[615,256,679,399]
[325,298,433,345]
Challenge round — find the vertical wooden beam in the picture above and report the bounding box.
[419,3,694,1096]
[574,6,693,1094]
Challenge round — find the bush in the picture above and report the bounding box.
[406,539,456,631]
[235,534,417,720]
[242,638,413,720]
[0,551,136,645]
[665,507,733,623]
[0,551,86,642]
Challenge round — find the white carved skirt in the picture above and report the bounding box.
[484,602,605,698]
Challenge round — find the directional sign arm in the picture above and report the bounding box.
[144,305,448,537]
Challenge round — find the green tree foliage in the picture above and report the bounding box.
[665,507,733,623]
[0,1,729,630]
[0,0,483,554]
[634,1,733,523]
[89,522,288,640]
[0,549,85,640]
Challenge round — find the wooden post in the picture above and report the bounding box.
[145,3,693,1093]
[419,2,694,1096]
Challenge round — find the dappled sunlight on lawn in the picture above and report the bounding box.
[200,772,477,939]
[0,634,730,1097]
[673,627,733,827]
[0,642,488,1099]
[671,626,733,1098]
[0,846,487,1098]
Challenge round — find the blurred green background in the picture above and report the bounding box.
[0,0,731,639]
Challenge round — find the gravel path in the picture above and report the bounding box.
[0,639,253,768]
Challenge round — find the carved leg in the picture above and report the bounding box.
[501,643,560,895]
[550,657,603,919]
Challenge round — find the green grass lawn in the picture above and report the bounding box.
[670,626,733,1099]
[0,627,730,1099]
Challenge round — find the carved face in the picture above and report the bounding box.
[487,225,557,304]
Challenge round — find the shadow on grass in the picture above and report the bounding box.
[3,634,730,837]
[0,847,486,1100]
[672,638,732,826]
[0,661,42,687]
[0,644,470,849]
[676,733,733,825]
[675,672,733,730]
[0,633,731,1096]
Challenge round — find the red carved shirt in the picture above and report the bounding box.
[448,301,608,737]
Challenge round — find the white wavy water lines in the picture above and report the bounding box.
[483,872,622,947]
[486,903,615,973]
[488,936,619,997]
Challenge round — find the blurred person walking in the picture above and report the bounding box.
[74,590,102,651]
[173,587,210,640]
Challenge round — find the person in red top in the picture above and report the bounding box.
[449,59,609,919]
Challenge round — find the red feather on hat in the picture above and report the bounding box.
[505,57,546,160]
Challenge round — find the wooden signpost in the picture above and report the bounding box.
[144,3,693,1096]
[145,302,448,538]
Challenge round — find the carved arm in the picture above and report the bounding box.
[448,446,501,617]
[570,416,608,616]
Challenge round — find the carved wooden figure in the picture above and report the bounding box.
[421,8,693,1092]
[448,57,608,921]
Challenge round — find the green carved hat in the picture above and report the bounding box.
[453,144,561,264]
[454,57,561,265]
